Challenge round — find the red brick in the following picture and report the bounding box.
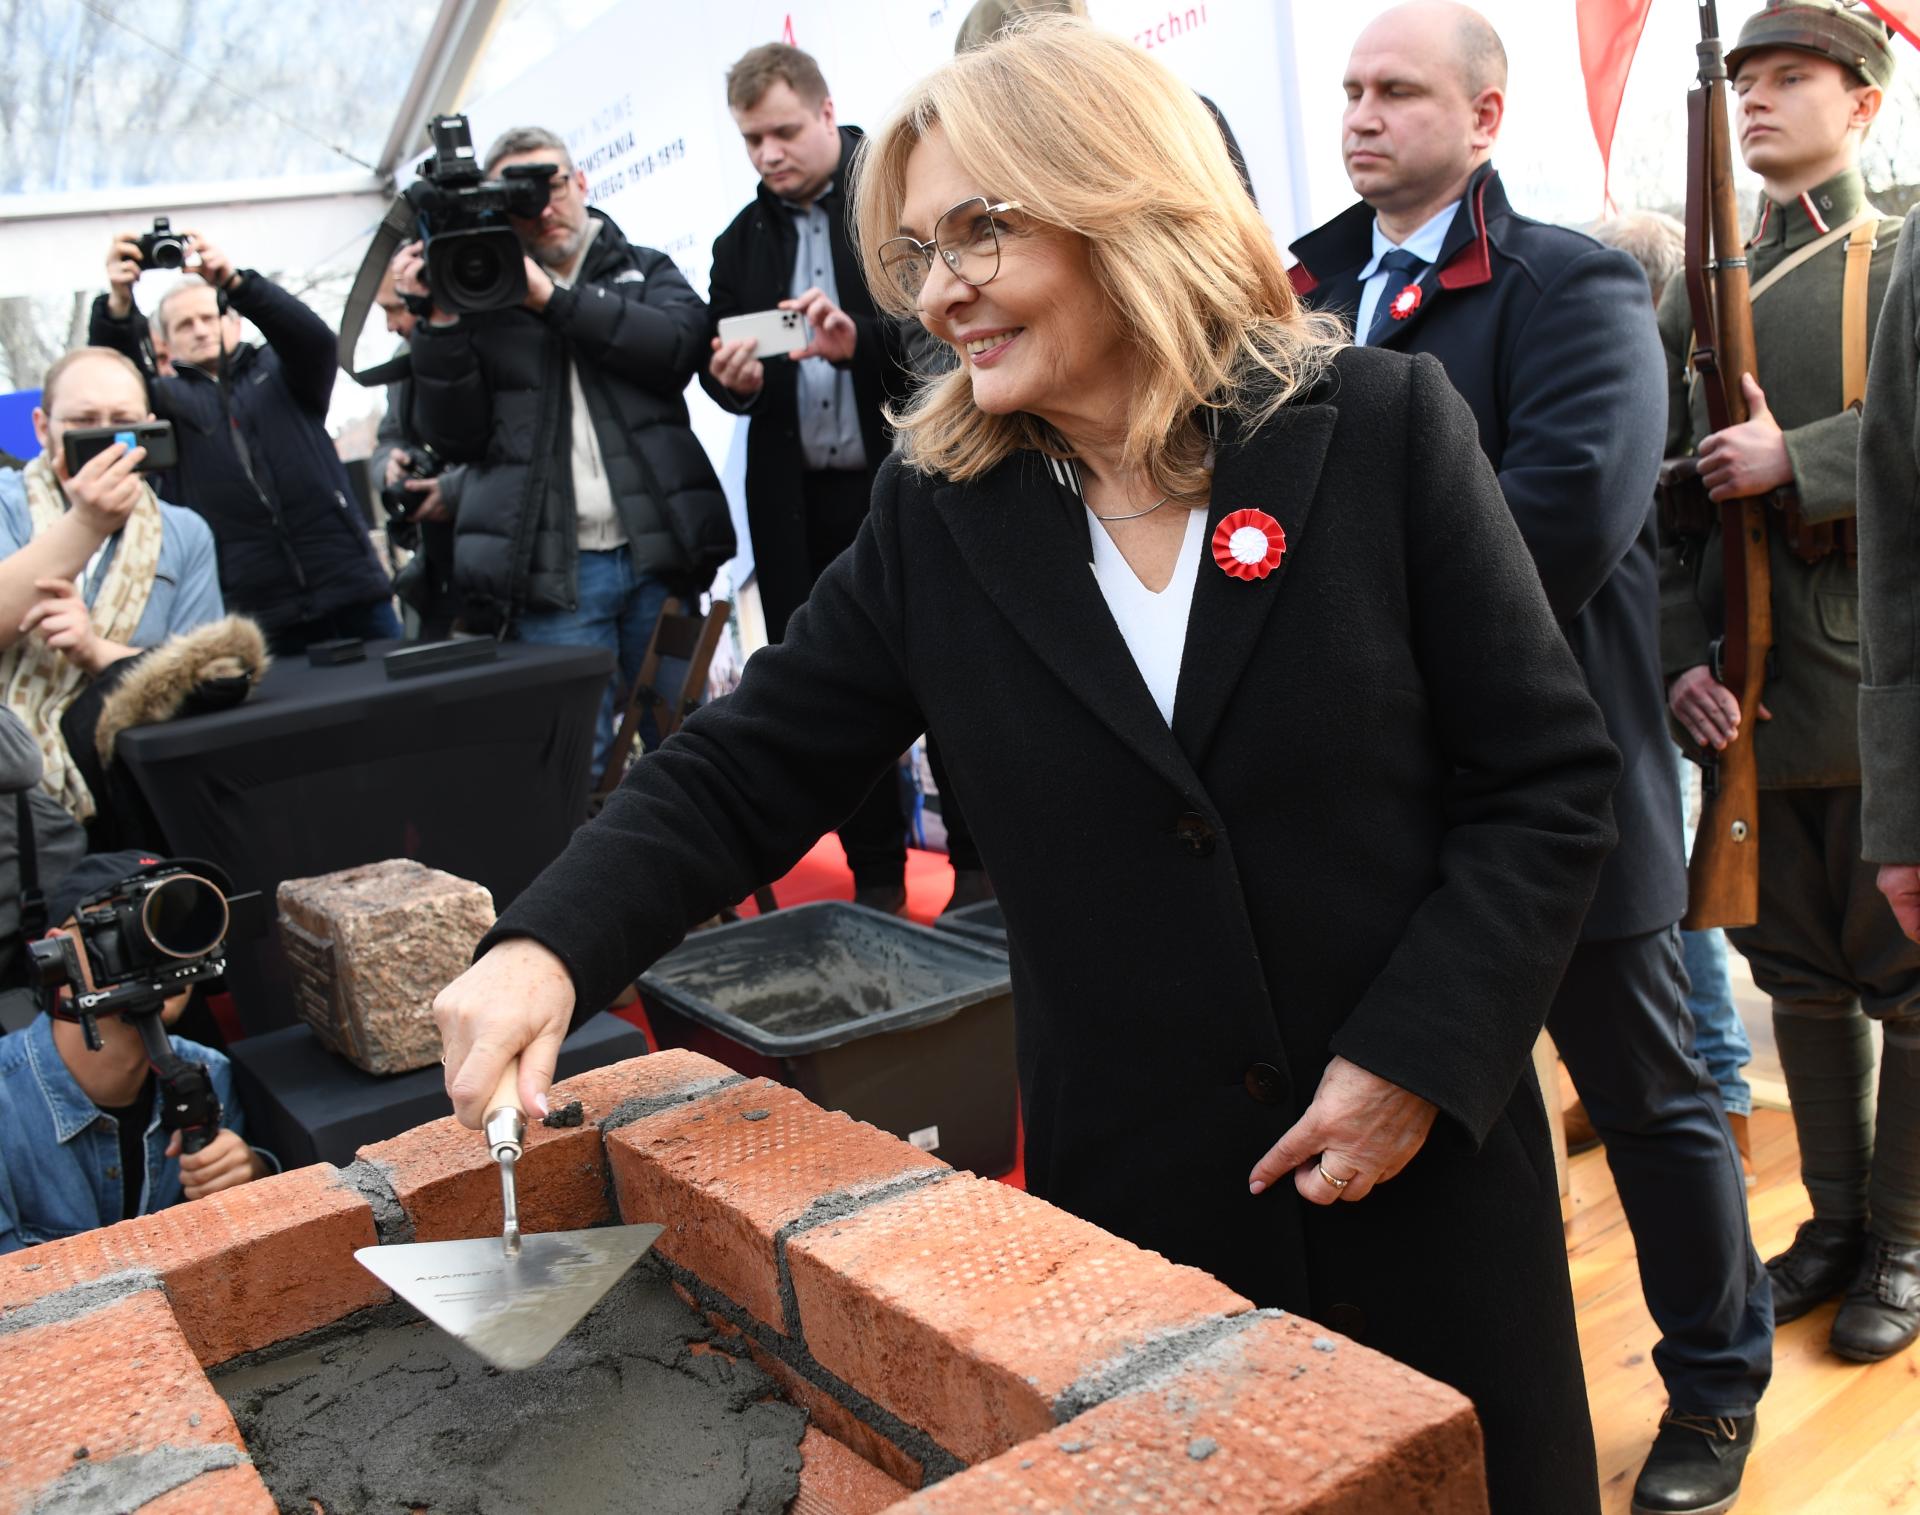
[795,1426,913,1515]
[0,1165,382,1366]
[895,1314,1487,1514]
[735,1329,926,1491]
[137,1465,277,1513]
[0,1289,251,1514]
[787,1175,1251,1466]
[356,1048,736,1243]
[606,1077,945,1331]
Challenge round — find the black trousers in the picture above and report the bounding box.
[1549,926,1774,1415]
[765,469,906,890]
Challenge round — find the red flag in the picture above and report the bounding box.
[1576,0,1656,212]
[1862,1,1920,50]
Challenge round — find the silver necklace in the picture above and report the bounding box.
[1087,493,1172,523]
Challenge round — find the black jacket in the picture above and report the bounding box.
[699,127,914,637]
[90,276,393,633]
[408,210,734,622]
[1290,164,1680,942]
[488,349,1617,1514]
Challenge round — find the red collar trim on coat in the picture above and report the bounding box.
[1287,262,1319,296]
[1435,177,1494,290]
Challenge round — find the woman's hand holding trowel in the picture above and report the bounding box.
[434,938,577,1128]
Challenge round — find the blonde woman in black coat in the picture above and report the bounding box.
[434,21,1619,1512]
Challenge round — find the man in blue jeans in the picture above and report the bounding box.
[400,126,735,784]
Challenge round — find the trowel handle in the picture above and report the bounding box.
[484,1055,526,1161]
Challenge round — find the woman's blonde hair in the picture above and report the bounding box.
[854,17,1344,497]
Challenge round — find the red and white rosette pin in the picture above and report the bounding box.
[1212,509,1286,582]
[1389,282,1423,321]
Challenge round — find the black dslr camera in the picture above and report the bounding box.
[404,114,556,315]
[380,444,444,550]
[136,216,190,272]
[29,859,242,1153]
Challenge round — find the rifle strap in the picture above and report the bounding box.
[1841,217,1878,411]
[1746,209,1879,303]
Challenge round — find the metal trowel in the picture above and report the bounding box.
[354,1056,663,1371]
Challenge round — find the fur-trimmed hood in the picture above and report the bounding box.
[96,616,270,762]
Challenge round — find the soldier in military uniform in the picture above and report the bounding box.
[1661,0,1918,1366]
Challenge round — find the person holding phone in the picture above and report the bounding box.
[0,349,222,822]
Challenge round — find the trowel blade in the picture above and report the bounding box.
[355,1223,665,1372]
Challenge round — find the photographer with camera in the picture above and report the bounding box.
[93,224,400,656]
[396,121,734,780]
[0,349,224,824]
[0,850,273,1252]
[371,266,464,639]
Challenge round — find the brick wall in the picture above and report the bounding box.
[0,1050,1489,1513]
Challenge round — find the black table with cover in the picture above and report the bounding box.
[115,640,612,1031]
[228,1015,650,1168]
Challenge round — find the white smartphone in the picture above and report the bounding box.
[717,308,810,359]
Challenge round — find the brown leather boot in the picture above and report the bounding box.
[1564,1099,1602,1155]
[1728,1112,1756,1188]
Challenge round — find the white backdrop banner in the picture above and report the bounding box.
[456,0,1311,588]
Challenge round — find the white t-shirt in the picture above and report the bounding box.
[1085,503,1209,728]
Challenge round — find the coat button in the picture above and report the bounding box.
[1244,1062,1284,1106]
[1173,812,1216,856]
[1325,1303,1367,1338]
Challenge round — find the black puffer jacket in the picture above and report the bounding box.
[408,211,733,622]
[90,275,394,632]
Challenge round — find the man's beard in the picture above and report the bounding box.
[533,225,586,271]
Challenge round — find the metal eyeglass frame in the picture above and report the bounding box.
[878,198,1023,298]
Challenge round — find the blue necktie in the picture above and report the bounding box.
[1366,249,1427,345]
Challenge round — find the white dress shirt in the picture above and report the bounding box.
[1353,200,1460,344]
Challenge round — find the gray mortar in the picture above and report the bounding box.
[212,1256,805,1515]
[0,1270,161,1337]
[657,1253,966,1485]
[597,1073,745,1135]
[28,1443,243,1515]
[332,1157,413,1246]
[1051,1309,1279,1423]
[771,1168,953,1337]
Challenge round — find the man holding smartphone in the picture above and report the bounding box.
[704,42,920,913]
[0,349,222,821]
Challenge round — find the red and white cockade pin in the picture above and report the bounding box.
[1389,282,1423,321]
[1212,509,1286,582]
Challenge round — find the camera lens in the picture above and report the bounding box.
[426,227,526,314]
[150,240,185,271]
[141,875,229,959]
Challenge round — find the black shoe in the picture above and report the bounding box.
[1766,1217,1866,1323]
[852,882,909,917]
[940,867,995,915]
[1630,1410,1756,1515]
[1829,1234,1920,1363]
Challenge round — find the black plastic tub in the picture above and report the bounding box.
[638,902,1017,1175]
[933,898,1007,953]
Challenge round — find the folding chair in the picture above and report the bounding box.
[590,599,777,916]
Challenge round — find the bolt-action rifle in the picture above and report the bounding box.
[1680,0,1772,930]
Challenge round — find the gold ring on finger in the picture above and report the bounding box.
[1315,1161,1353,1192]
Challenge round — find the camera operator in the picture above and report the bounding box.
[0,349,224,823]
[0,851,274,1252]
[371,266,464,639]
[397,125,734,781]
[93,227,400,655]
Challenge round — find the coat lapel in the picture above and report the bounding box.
[930,453,1202,798]
[1170,399,1337,766]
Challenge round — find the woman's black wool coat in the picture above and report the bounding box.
[492,346,1621,1514]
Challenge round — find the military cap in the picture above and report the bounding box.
[1727,0,1898,89]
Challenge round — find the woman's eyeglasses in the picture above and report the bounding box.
[878,198,1022,301]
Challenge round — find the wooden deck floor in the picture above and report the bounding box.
[1569,1104,1920,1514]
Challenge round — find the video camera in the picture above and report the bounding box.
[28,859,244,1153]
[380,444,444,550]
[404,114,555,316]
[136,216,190,272]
